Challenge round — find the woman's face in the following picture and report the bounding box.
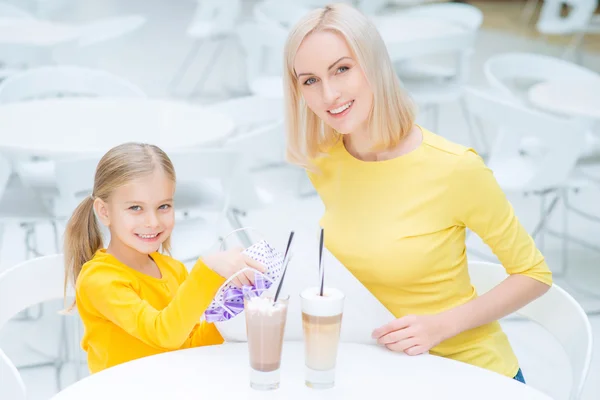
[294,30,373,135]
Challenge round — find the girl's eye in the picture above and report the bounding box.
[129,205,141,211]
[337,66,349,74]
[304,77,317,86]
[159,204,171,210]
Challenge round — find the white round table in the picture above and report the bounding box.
[528,80,600,120]
[51,342,552,400]
[0,98,235,157]
[0,18,79,46]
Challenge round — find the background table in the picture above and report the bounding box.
[0,98,235,158]
[51,342,552,400]
[0,18,79,46]
[528,80,600,120]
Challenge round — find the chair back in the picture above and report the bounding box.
[0,348,26,400]
[468,260,593,400]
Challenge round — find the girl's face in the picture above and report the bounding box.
[96,169,175,255]
[294,30,373,136]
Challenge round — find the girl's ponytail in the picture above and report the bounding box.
[63,195,103,312]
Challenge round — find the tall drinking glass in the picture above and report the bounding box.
[244,293,289,390]
[300,287,344,389]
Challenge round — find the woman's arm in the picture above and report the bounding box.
[441,274,549,340]
[373,149,552,354]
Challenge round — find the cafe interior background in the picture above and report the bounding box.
[0,0,599,398]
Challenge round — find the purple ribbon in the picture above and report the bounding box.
[205,273,272,322]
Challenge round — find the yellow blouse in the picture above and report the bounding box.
[308,127,552,378]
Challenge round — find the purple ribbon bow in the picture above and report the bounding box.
[205,273,271,322]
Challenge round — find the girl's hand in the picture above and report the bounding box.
[201,247,266,287]
[371,314,454,356]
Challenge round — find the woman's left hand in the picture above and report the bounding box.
[371,314,454,356]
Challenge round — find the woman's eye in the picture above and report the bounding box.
[304,77,317,85]
[337,66,349,74]
[159,204,171,210]
[129,205,141,211]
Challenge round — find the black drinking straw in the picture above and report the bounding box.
[318,228,325,296]
[273,231,295,303]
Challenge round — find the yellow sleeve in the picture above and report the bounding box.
[176,259,224,348]
[182,321,224,348]
[80,258,226,350]
[452,150,553,286]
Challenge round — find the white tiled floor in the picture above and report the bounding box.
[1,1,599,399]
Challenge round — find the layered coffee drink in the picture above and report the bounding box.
[300,287,345,389]
[244,295,289,390]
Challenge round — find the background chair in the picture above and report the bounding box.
[235,21,288,99]
[169,0,242,97]
[468,260,593,400]
[483,53,600,277]
[535,0,599,63]
[0,348,26,400]
[462,87,591,270]
[0,254,77,391]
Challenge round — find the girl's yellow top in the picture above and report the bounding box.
[76,249,225,373]
[307,128,552,378]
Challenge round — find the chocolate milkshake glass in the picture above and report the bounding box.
[300,286,345,389]
[244,293,289,390]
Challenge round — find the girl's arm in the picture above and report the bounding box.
[79,258,225,350]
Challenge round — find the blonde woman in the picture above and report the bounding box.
[283,3,551,383]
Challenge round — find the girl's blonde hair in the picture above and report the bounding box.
[63,143,176,311]
[283,3,416,169]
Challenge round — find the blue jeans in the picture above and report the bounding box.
[513,368,526,384]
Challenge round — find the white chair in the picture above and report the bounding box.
[225,119,312,197]
[236,22,288,99]
[467,260,592,400]
[0,254,77,391]
[0,348,26,400]
[394,2,483,86]
[483,53,600,274]
[0,152,56,263]
[462,87,591,266]
[392,30,478,146]
[169,0,242,96]
[167,148,245,262]
[536,0,599,63]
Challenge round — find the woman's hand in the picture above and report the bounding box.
[201,247,266,287]
[371,314,454,356]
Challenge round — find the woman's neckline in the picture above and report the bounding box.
[338,124,426,165]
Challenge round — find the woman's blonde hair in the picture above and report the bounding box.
[63,143,176,311]
[283,3,416,168]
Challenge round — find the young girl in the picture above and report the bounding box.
[63,142,264,373]
[283,4,552,383]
